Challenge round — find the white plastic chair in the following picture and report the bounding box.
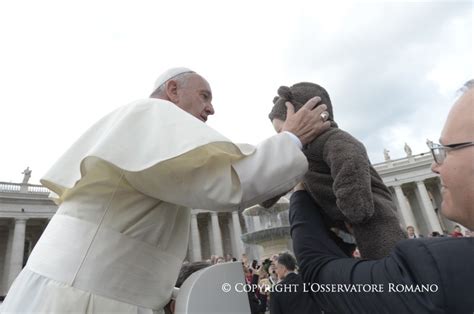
[174,262,251,314]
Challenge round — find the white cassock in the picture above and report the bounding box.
[1,99,307,313]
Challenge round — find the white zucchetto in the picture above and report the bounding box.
[153,67,194,91]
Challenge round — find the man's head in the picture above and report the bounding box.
[454,225,462,233]
[431,80,474,230]
[275,252,297,280]
[150,68,214,122]
[269,82,335,133]
[406,226,415,236]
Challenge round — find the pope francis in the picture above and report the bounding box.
[1,68,330,313]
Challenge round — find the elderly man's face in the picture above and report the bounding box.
[431,88,474,229]
[176,73,214,122]
[274,261,287,280]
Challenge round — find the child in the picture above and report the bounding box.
[266,82,405,259]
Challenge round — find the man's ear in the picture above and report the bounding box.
[165,80,179,103]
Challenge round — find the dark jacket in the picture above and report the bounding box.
[289,191,474,314]
[302,127,406,259]
[270,272,320,314]
[249,274,268,314]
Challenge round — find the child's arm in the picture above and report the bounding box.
[322,133,374,223]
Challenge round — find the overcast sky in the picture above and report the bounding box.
[0,0,472,184]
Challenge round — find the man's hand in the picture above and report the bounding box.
[281,96,330,145]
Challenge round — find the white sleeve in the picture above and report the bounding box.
[124,133,308,211]
[282,131,303,149]
[232,132,307,209]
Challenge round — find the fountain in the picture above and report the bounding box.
[241,197,293,260]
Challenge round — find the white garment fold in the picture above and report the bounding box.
[2,98,308,313]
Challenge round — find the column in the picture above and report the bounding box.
[207,215,214,255]
[227,216,237,258]
[231,211,244,258]
[187,231,193,262]
[393,185,416,229]
[190,213,202,262]
[2,223,14,294]
[8,218,27,288]
[415,181,442,233]
[210,212,223,257]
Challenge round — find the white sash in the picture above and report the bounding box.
[26,214,180,310]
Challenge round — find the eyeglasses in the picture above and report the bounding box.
[427,141,474,165]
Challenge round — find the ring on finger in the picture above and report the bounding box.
[320,112,329,121]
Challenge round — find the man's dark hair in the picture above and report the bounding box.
[165,261,212,314]
[175,261,211,288]
[277,252,297,271]
[261,258,272,274]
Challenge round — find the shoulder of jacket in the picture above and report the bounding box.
[395,238,474,256]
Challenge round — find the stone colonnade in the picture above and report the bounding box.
[187,210,244,262]
[0,218,48,295]
[390,178,463,235]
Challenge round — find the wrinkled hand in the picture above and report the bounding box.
[281,97,330,145]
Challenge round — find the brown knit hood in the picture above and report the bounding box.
[269,82,337,127]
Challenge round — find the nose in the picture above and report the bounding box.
[206,102,215,115]
[431,161,440,174]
